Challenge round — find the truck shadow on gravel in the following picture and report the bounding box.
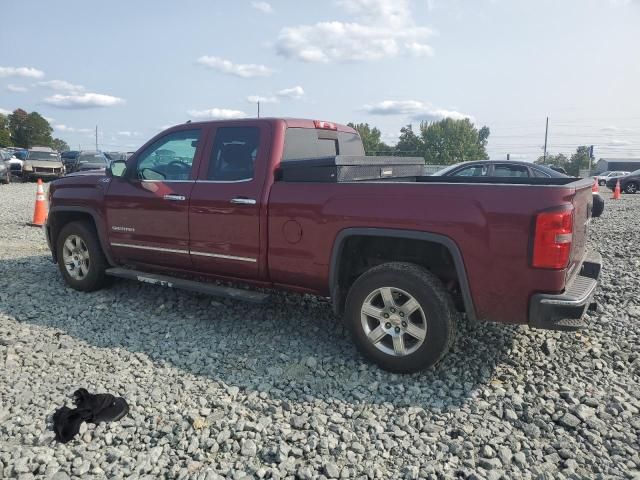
[0,254,519,411]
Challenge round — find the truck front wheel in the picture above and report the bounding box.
[56,221,108,292]
[344,262,457,373]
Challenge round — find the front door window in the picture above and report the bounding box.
[135,129,201,181]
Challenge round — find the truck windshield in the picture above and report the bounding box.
[28,151,60,161]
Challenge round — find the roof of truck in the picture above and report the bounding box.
[175,117,357,134]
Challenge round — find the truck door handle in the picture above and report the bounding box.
[163,194,186,201]
[230,197,256,205]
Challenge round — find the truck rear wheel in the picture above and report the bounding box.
[344,262,456,373]
[56,221,108,292]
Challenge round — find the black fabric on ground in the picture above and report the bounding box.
[52,389,129,443]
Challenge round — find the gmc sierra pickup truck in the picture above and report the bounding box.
[45,118,602,372]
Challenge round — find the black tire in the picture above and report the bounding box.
[624,182,638,194]
[591,193,604,218]
[56,221,109,292]
[344,262,457,373]
[22,174,30,183]
[0,171,9,184]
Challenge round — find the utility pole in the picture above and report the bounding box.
[507,153,510,161]
[543,116,549,163]
[95,125,98,151]
[257,101,260,118]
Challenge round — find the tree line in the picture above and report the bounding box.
[349,118,593,175]
[533,147,592,176]
[348,118,490,165]
[0,108,69,152]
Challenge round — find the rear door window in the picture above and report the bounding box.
[207,127,260,181]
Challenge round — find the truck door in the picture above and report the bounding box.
[188,122,271,279]
[104,127,205,269]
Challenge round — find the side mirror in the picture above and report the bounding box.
[108,160,127,178]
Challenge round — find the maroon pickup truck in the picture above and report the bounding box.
[45,118,601,372]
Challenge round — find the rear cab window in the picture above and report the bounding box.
[282,128,364,160]
[492,164,530,177]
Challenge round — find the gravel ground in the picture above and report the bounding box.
[1,182,639,480]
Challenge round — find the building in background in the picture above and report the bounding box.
[594,158,640,173]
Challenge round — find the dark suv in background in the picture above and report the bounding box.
[606,168,640,194]
[64,151,109,173]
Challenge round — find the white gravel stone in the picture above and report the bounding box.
[0,183,638,479]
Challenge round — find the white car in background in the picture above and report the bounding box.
[595,170,630,186]
[0,148,23,181]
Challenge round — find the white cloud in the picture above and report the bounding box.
[277,85,305,99]
[275,0,434,63]
[187,108,247,120]
[196,56,273,78]
[54,124,93,134]
[251,1,273,13]
[364,100,474,122]
[116,131,141,137]
[6,84,28,92]
[0,108,11,115]
[606,139,632,146]
[247,86,305,104]
[43,92,125,108]
[0,66,44,79]
[37,79,85,92]
[247,95,278,104]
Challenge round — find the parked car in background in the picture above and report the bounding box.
[595,170,629,186]
[548,165,568,175]
[0,159,10,184]
[105,151,128,162]
[432,160,571,178]
[61,151,80,171]
[65,151,109,173]
[1,148,23,179]
[433,160,605,218]
[22,147,65,181]
[12,149,28,160]
[606,169,640,194]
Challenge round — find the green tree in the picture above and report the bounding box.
[420,118,490,165]
[52,138,70,152]
[0,114,11,147]
[347,122,392,155]
[535,153,569,169]
[8,109,54,148]
[568,146,591,176]
[395,124,423,156]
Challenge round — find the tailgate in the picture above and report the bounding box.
[568,178,594,279]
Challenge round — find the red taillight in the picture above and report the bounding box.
[314,120,338,130]
[532,208,574,269]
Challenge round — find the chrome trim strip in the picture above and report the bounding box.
[139,180,196,183]
[110,242,189,254]
[190,250,257,263]
[110,242,257,262]
[195,179,253,184]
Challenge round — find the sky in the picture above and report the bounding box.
[1,0,639,161]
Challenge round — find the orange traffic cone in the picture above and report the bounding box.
[612,179,621,200]
[592,177,599,193]
[30,178,47,226]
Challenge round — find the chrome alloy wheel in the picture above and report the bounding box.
[360,287,427,357]
[62,234,90,280]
